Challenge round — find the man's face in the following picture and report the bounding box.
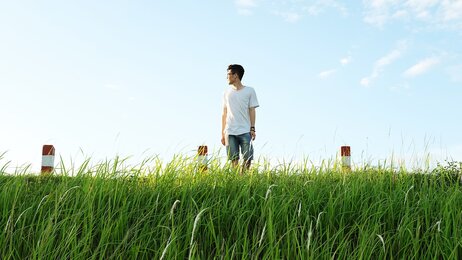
[227,70,237,85]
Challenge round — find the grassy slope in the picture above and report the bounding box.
[1,161,462,259]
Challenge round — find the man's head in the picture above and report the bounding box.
[227,64,245,85]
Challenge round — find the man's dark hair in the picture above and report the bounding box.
[228,64,245,80]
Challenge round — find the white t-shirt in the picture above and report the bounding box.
[223,86,259,135]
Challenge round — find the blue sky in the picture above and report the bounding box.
[1,0,461,172]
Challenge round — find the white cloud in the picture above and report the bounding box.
[264,0,349,21]
[234,1,462,27]
[306,0,348,16]
[376,48,403,67]
[236,0,257,8]
[234,0,349,21]
[363,0,398,26]
[363,13,389,26]
[318,69,337,79]
[440,0,462,21]
[361,41,407,87]
[235,0,258,15]
[363,0,462,29]
[273,11,302,23]
[406,0,439,11]
[403,57,440,77]
[369,0,387,9]
[360,77,371,87]
[392,9,409,19]
[340,56,352,65]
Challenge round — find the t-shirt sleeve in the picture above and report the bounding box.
[249,88,259,108]
[222,91,227,109]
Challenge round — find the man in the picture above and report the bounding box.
[221,64,259,171]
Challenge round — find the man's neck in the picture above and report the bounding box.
[232,82,244,90]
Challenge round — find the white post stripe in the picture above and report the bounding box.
[342,156,351,167]
[198,155,208,165]
[42,155,55,167]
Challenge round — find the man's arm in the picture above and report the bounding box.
[221,107,227,145]
[249,107,256,140]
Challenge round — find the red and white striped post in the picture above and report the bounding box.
[198,145,208,172]
[41,145,55,175]
[341,146,351,171]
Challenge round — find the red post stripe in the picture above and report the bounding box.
[41,166,53,172]
[341,146,350,157]
[42,145,55,156]
[198,146,208,156]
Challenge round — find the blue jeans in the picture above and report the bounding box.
[226,133,254,162]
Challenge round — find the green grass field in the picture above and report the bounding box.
[1,156,462,259]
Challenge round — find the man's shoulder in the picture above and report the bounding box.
[223,88,232,95]
[243,86,256,92]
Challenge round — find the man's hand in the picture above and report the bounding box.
[221,134,226,146]
[250,130,256,141]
